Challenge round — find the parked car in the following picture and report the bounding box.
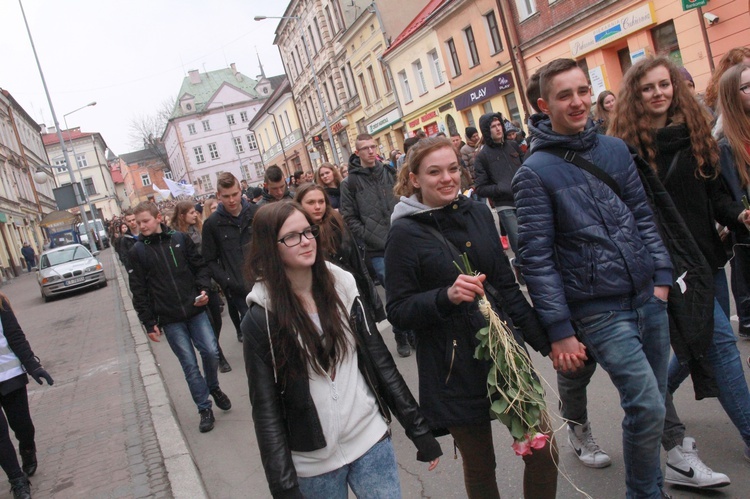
[37,244,106,302]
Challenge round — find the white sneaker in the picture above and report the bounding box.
[665,437,730,488]
[568,421,612,468]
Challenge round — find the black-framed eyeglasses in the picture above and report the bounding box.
[740,85,750,95]
[277,225,319,247]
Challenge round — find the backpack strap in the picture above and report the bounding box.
[544,147,622,200]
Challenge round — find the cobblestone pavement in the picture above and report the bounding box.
[2,249,171,499]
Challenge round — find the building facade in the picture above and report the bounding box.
[162,64,281,195]
[43,128,120,221]
[0,89,56,280]
[119,147,172,205]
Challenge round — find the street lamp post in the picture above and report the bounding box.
[254,15,341,165]
[63,102,99,252]
[17,0,99,252]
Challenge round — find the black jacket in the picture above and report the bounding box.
[241,266,440,499]
[201,200,257,295]
[339,155,397,254]
[117,231,138,270]
[0,298,43,395]
[256,188,293,206]
[128,226,211,330]
[385,195,550,430]
[474,112,524,208]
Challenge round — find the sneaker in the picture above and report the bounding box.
[210,388,232,411]
[665,437,730,488]
[738,324,750,340]
[219,357,232,373]
[9,476,31,499]
[199,408,215,433]
[501,235,509,250]
[568,421,612,468]
[396,342,411,358]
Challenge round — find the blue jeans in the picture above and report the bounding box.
[573,296,670,499]
[297,436,400,498]
[497,208,519,258]
[162,312,220,411]
[666,298,750,449]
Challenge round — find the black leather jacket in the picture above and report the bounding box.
[241,287,441,498]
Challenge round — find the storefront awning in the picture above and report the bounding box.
[39,210,77,228]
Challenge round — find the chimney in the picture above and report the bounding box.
[188,70,201,84]
[230,63,237,75]
[40,124,47,134]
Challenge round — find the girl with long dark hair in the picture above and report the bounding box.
[241,202,441,498]
[314,163,343,209]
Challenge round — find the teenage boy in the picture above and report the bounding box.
[256,165,293,205]
[118,209,139,271]
[512,58,672,498]
[128,202,231,433]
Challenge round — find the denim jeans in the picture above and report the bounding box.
[297,436,400,499]
[162,312,220,411]
[573,296,670,499]
[497,208,519,259]
[664,298,750,449]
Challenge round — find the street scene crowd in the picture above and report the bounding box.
[4,48,750,499]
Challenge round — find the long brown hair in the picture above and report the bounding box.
[704,47,750,110]
[595,90,615,124]
[394,136,457,199]
[294,183,349,256]
[610,56,718,178]
[314,163,342,188]
[202,198,218,222]
[244,202,350,377]
[171,201,202,233]
[718,64,750,187]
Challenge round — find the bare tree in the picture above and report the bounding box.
[128,96,174,168]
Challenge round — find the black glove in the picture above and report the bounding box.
[30,367,54,386]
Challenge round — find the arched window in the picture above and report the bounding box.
[446,114,458,136]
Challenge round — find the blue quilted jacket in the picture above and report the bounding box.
[511,118,673,342]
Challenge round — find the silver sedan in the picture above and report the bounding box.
[37,244,107,302]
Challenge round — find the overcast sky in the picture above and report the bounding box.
[1,0,288,156]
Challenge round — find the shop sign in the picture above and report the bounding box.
[331,120,345,134]
[312,135,324,147]
[366,109,402,135]
[438,102,453,113]
[454,72,514,111]
[569,3,656,58]
[588,66,608,100]
[630,48,648,63]
[408,118,421,128]
[420,110,438,123]
[681,0,707,10]
[0,212,6,223]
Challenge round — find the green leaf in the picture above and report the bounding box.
[487,368,497,386]
[510,415,526,439]
[491,398,509,415]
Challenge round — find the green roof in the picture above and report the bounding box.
[169,68,261,120]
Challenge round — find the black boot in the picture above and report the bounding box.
[9,476,31,499]
[218,354,232,373]
[20,447,37,477]
[394,329,411,358]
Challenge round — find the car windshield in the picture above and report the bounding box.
[41,246,92,269]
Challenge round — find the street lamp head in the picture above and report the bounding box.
[33,168,49,184]
[88,101,97,107]
[253,16,266,21]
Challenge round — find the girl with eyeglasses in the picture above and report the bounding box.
[240,202,441,498]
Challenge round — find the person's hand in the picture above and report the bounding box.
[549,336,587,372]
[739,209,750,230]
[428,458,440,471]
[148,325,162,342]
[447,274,487,305]
[194,291,209,307]
[30,367,53,386]
[653,285,670,302]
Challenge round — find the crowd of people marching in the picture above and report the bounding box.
[5,50,750,499]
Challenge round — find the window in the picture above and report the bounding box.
[291,51,300,74]
[325,5,338,35]
[464,109,475,128]
[504,92,521,123]
[200,174,213,191]
[314,17,324,44]
[308,26,318,54]
[652,21,682,66]
[164,170,173,180]
[618,47,633,76]
[380,62,392,93]
[202,120,211,131]
[515,0,537,20]
[234,136,244,154]
[464,27,480,67]
[227,114,236,125]
[84,177,97,195]
[428,50,444,86]
[321,82,332,111]
[328,77,340,106]
[482,101,493,114]
[208,143,219,160]
[54,159,67,173]
[346,63,357,97]
[367,66,380,100]
[283,111,292,134]
[240,163,251,180]
[398,70,413,102]
[76,154,88,168]
[485,12,503,54]
[358,73,371,106]
[187,123,197,135]
[247,134,258,150]
[140,173,151,187]
[254,162,265,178]
[194,146,205,163]
[240,111,248,122]
[447,38,461,77]
[412,60,428,95]
[295,45,305,68]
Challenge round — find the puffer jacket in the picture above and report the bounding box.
[385,195,550,430]
[241,263,440,498]
[201,200,257,295]
[339,155,397,254]
[474,112,524,208]
[128,225,211,329]
[512,117,673,343]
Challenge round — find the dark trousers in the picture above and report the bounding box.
[226,290,249,339]
[731,245,750,330]
[448,417,558,499]
[0,387,35,479]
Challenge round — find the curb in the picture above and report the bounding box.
[113,254,208,498]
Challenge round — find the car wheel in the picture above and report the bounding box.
[100,279,108,288]
[42,294,50,303]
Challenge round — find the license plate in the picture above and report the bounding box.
[65,277,85,285]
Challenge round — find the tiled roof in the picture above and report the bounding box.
[383,0,449,56]
[42,128,94,146]
[119,145,167,165]
[169,68,262,120]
